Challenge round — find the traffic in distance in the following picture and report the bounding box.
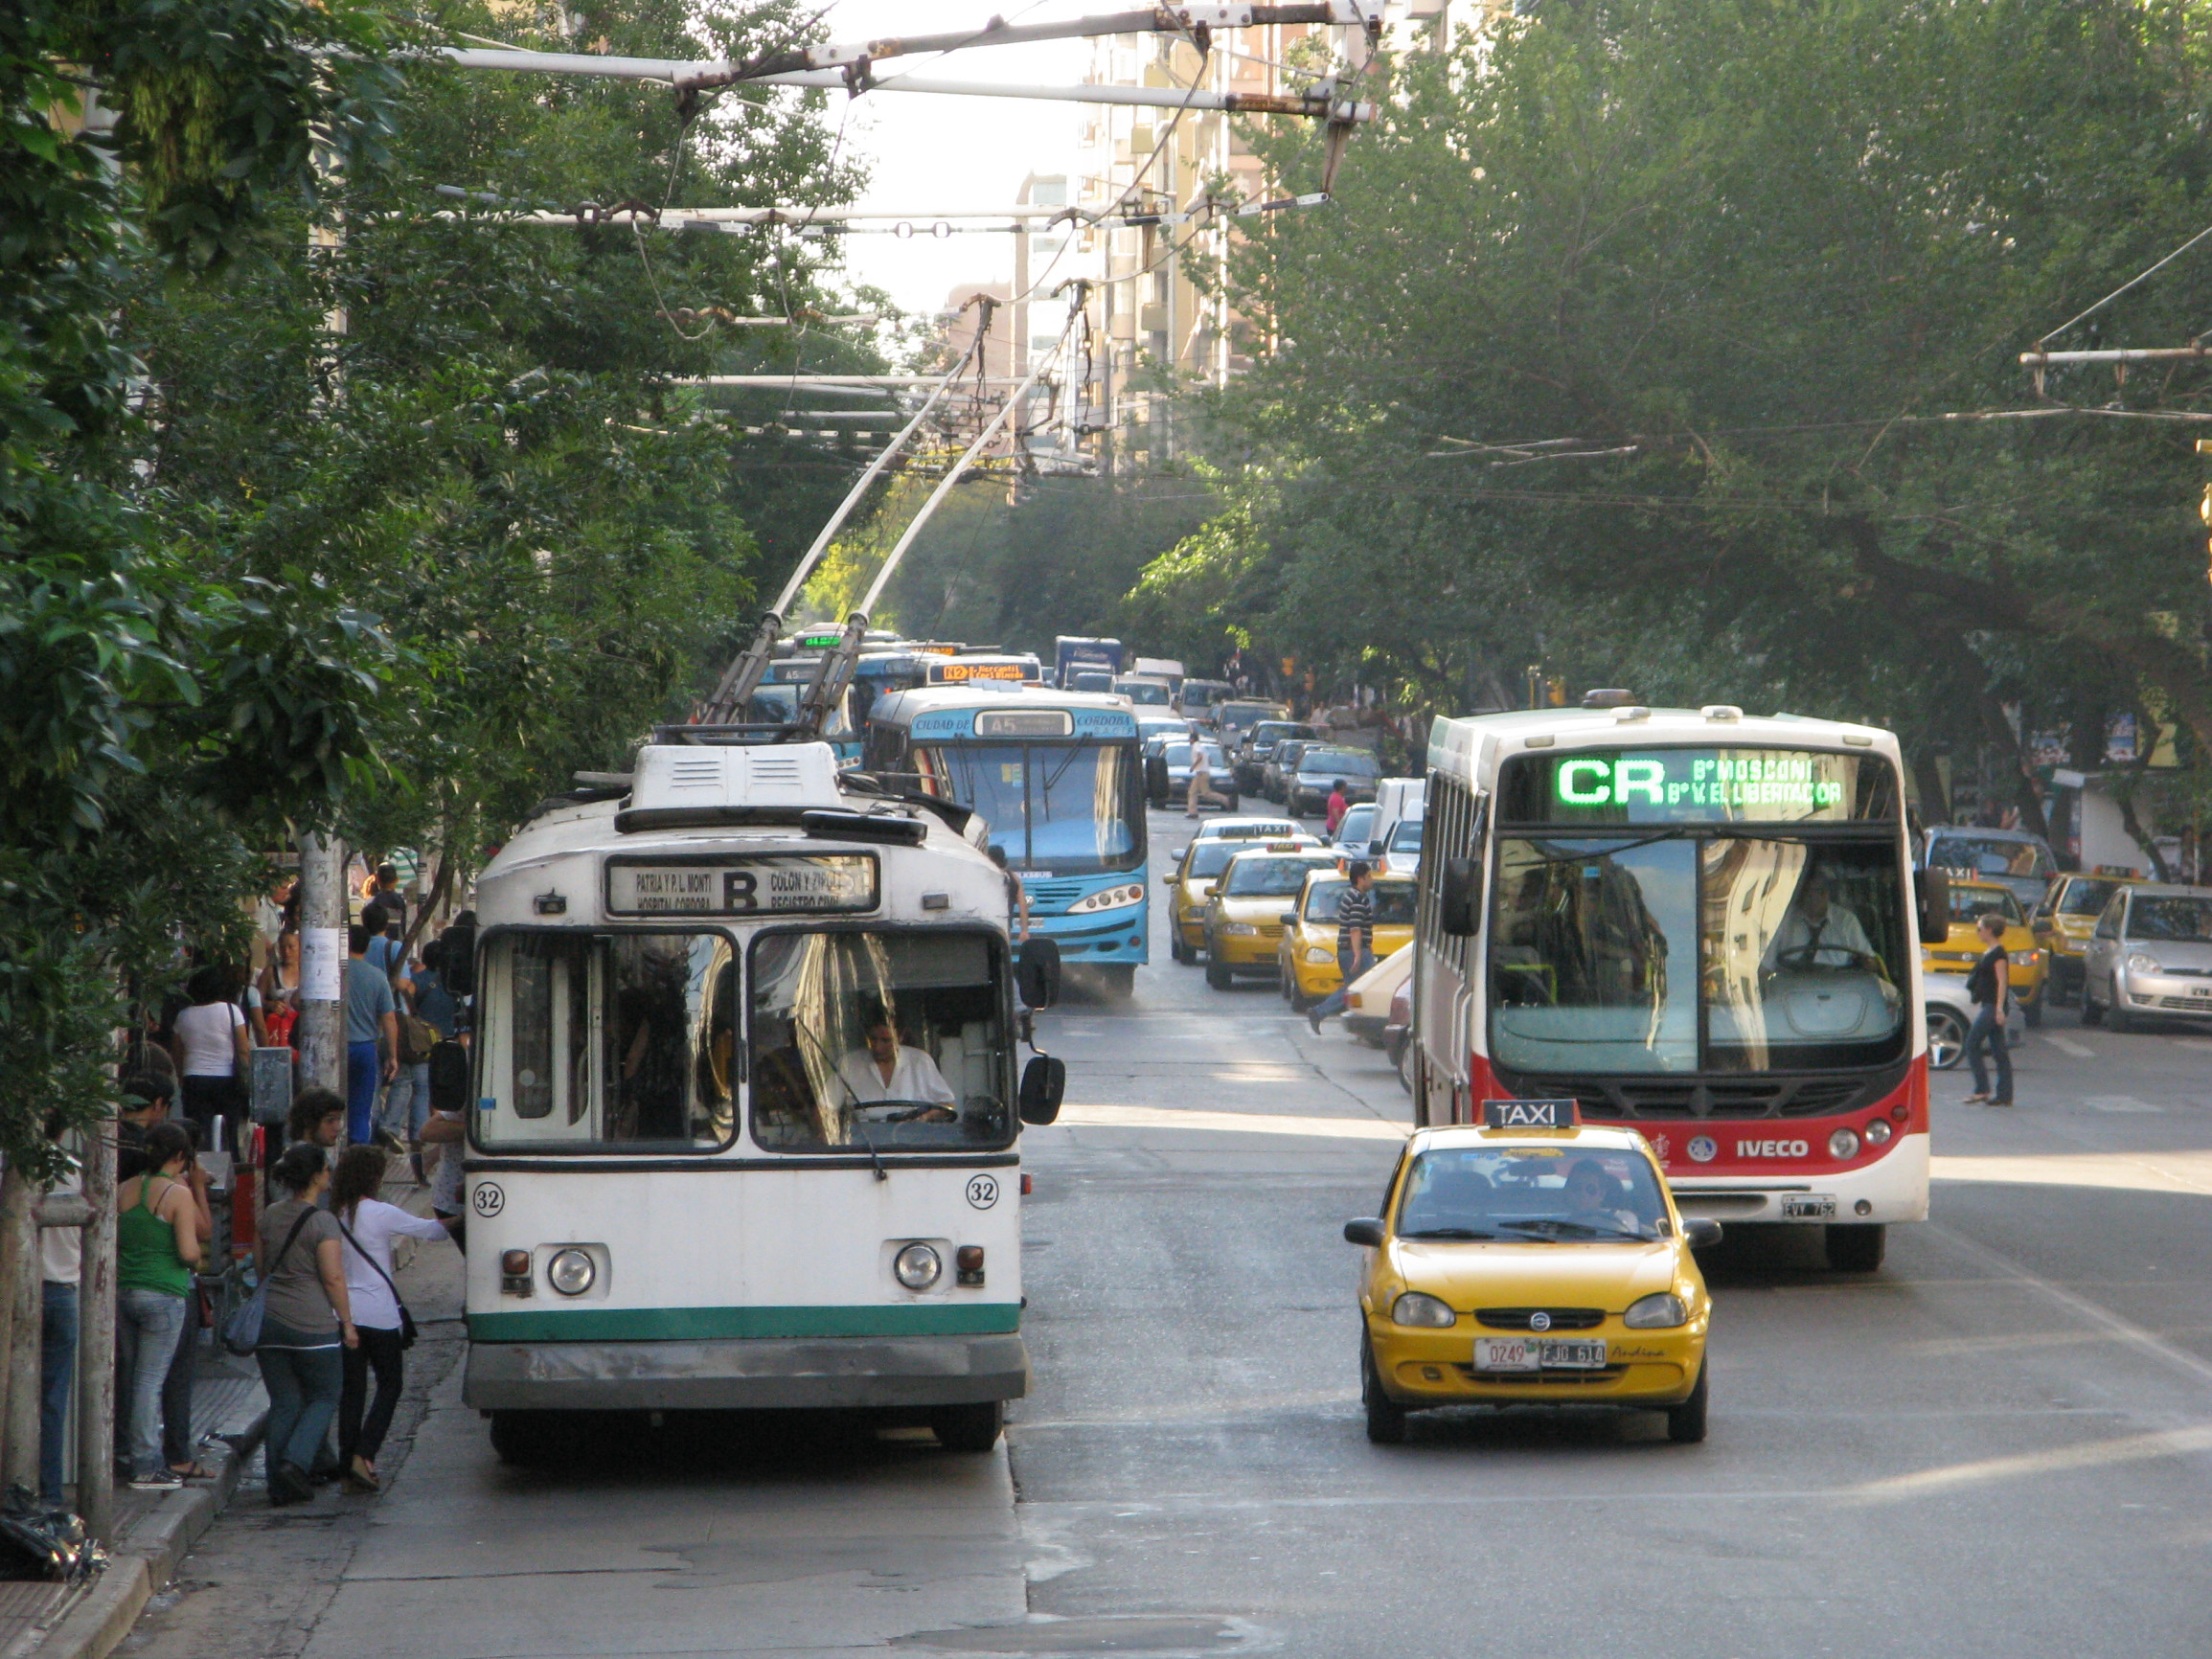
[442,630,2212,1465]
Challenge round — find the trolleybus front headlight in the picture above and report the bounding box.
[1624,1292,1689,1329]
[894,1242,943,1291]
[547,1248,596,1296]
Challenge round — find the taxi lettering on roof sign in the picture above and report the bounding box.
[1481,1098,1579,1130]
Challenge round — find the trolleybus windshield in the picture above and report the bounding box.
[915,741,1143,875]
[747,929,1014,1153]
[1489,750,1908,1076]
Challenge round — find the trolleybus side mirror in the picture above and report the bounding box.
[1440,857,1482,936]
[427,1039,471,1117]
[1019,1055,1066,1125]
[1682,1218,1724,1250]
[1342,1217,1385,1247]
[1915,868,1950,942]
[1017,938,1062,1009]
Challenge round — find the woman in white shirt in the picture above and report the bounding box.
[169,964,252,1144]
[328,1146,455,1493]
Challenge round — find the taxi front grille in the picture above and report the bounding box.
[1495,1064,1907,1122]
[1475,1307,1604,1330]
[1456,1364,1627,1385]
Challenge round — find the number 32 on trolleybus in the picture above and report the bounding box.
[1407,706,1946,1273]
[439,737,1068,1462]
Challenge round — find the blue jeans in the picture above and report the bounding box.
[346,1041,381,1144]
[257,1333,344,1484]
[116,1288,188,1479]
[1311,943,1376,1022]
[40,1282,79,1505]
[1966,1005,2014,1102]
[380,1060,430,1143]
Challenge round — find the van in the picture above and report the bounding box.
[1370,778,1425,848]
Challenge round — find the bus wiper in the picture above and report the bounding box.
[854,1120,886,1182]
[1400,1227,1499,1240]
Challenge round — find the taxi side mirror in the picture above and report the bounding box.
[1018,1055,1065,1125]
[1368,840,1384,857]
[1915,868,1950,942]
[1440,857,1481,936]
[1279,912,1299,927]
[1682,1218,1723,1249]
[1342,1217,1385,1246]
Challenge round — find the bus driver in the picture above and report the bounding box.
[837,1011,958,1118]
[1765,869,1881,972]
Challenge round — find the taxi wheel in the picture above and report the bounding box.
[930,1399,1003,1453]
[1665,1362,1708,1445]
[1206,958,1233,990]
[1170,934,1189,965]
[1362,1343,1407,1444]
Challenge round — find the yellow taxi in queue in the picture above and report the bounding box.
[1279,870,1416,1011]
[1161,824,1320,965]
[1345,1101,1716,1444]
[1200,845,1341,989]
[2033,871,2143,1005]
[1923,879,2047,1025]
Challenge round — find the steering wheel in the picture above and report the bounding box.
[1772,945,1864,972]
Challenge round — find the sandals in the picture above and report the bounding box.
[169,1461,217,1483]
[343,1455,381,1495]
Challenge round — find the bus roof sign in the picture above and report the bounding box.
[1482,1099,1579,1130]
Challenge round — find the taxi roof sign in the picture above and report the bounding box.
[1481,1098,1580,1131]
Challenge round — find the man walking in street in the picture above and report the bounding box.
[1186,745,1231,818]
[1308,861,1378,1034]
[345,924,399,1146]
[1963,911,2014,1104]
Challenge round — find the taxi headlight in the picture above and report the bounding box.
[2127,952,2162,974]
[1220,921,1258,936]
[1068,883,1145,915]
[2009,949,2040,967]
[894,1242,943,1291]
[547,1248,596,1297]
[1828,1127,1860,1160]
[1624,1292,1688,1329]
[1391,1291,1457,1329]
[1305,946,1335,965]
[1863,1118,1893,1146]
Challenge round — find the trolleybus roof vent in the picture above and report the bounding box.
[621,741,845,826]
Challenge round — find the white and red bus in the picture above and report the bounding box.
[1407,704,1942,1271]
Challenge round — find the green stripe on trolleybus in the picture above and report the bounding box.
[467,1302,1022,1343]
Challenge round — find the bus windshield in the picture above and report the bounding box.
[916,741,1144,875]
[1397,1146,1670,1242]
[1489,836,1908,1075]
[748,929,1013,1152]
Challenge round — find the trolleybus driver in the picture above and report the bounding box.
[837,1008,958,1118]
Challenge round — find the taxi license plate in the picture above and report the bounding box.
[1474,1337,1607,1372]
[1781,1194,1837,1219]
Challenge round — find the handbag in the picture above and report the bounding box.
[335,1215,419,1349]
[398,1012,441,1067]
[222,1208,316,1356]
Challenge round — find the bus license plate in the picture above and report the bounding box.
[1475,1338,1607,1372]
[1782,1194,1837,1219]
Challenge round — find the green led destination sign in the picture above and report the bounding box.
[795,631,844,650]
[1501,748,1893,825]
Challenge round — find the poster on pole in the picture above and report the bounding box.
[302,926,344,1004]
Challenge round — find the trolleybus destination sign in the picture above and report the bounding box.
[604,854,878,917]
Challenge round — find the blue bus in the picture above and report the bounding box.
[867,686,1148,994]
[764,648,939,765]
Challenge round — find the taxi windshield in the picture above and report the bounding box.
[1186,842,1243,880]
[1396,1146,1670,1241]
[1928,833,2053,880]
[1955,888,2024,926]
[1223,856,1334,898]
[2056,878,2124,917]
[1303,879,1418,923]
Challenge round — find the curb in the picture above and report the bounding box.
[20,1409,266,1659]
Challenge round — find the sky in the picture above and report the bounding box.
[799,1,1090,316]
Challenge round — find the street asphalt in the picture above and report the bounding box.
[121,803,2212,1657]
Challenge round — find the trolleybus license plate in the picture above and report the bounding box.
[605,854,878,916]
[1475,1337,1607,1372]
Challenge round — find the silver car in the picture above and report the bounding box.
[2081,883,2212,1032]
[1923,971,2022,1069]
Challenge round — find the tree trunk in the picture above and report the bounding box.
[0,1170,38,1492]
[2115,784,2173,881]
[77,1118,116,1541]
[1910,748,1950,825]
[297,831,347,1095]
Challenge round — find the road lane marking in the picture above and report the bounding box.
[1931,1151,2212,1194]
[1051,1103,1406,1141]
[1841,1424,2212,1505]
[2041,1034,2096,1058]
[2084,1095,2164,1113]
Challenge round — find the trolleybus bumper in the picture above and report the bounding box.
[464,1332,1031,1412]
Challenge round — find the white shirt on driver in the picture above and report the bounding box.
[835,1045,957,1106]
[1766,904,1876,969]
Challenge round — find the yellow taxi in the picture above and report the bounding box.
[1278,870,1416,1010]
[2033,871,2142,1005]
[1201,844,1341,989]
[1923,879,2046,1026]
[1160,822,1319,965]
[1344,1101,1717,1444]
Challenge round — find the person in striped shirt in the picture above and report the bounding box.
[1307,861,1377,1033]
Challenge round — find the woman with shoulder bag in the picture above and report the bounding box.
[256,1144,357,1506]
[330,1147,453,1493]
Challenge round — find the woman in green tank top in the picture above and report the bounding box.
[115,1123,202,1489]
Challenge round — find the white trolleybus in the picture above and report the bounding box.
[1407,704,1945,1272]
[441,735,1066,1461]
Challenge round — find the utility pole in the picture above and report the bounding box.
[297,833,346,1094]
[77,1120,115,1543]
[0,1170,34,1492]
